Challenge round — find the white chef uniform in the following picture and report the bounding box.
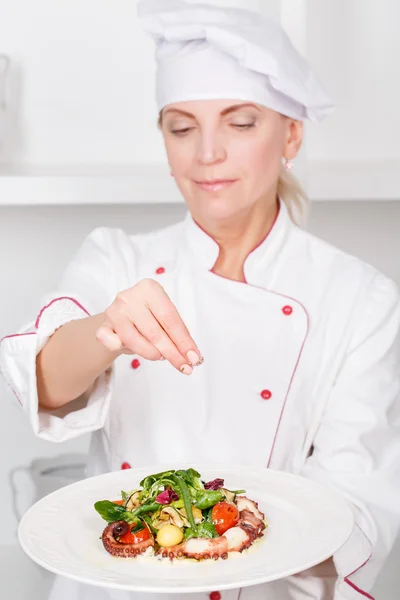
[1,201,400,600]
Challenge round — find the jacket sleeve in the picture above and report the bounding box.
[0,227,128,443]
[301,273,400,599]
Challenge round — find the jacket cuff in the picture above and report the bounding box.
[0,296,112,442]
[333,524,374,599]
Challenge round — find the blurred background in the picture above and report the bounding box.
[0,1,399,598]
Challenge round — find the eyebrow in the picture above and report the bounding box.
[163,103,261,118]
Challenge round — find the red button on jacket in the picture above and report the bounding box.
[209,593,221,600]
[121,462,131,470]
[156,267,165,275]
[261,389,272,400]
[282,305,293,315]
[131,359,140,369]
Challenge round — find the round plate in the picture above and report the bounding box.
[18,464,354,594]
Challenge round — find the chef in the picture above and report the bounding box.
[1,1,399,599]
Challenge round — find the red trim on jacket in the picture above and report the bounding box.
[344,577,375,599]
[35,296,90,328]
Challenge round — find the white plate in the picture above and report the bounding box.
[18,464,354,594]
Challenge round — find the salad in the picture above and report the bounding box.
[95,468,267,561]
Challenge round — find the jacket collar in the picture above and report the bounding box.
[183,199,292,285]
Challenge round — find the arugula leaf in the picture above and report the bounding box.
[121,490,130,504]
[194,490,223,510]
[184,527,197,541]
[197,521,218,538]
[184,521,218,540]
[203,507,213,522]
[94,501,137,524]
[139,470,175,490]
[175,469,202,489]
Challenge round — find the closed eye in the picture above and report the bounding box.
[171,128,193,136]
[232,123,256,130]
[171,123,255,135]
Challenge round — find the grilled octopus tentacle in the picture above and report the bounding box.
[101,521,154,558]
[156,536,229,560]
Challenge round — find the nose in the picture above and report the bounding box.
[196,130,226,166]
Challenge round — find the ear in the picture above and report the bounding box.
[283,119,303,161]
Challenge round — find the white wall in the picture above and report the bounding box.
[306,0,400,161]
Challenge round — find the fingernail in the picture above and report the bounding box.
[187,350,203,366]
[180,364,193,375]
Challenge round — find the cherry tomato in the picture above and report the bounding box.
[113,500,125,506]
[211,502,239,535]
[119,525,151,545]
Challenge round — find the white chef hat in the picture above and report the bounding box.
[138,0,334,123]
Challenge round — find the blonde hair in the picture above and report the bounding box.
[278,167,309,227]
[158,111,309,227]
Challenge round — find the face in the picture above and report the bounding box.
[161,99,302,225]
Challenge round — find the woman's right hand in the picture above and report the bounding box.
[95,279,203,375]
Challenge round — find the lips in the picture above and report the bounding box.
[194,179,238,192]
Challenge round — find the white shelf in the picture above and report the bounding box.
[0,164,182,206]
[0,161,399,206]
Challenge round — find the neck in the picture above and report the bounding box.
[195,194,280,283]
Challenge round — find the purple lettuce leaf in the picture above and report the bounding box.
[156,488,179,504]
[204,478,224,490]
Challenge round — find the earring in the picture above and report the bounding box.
[284,159,293,172]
